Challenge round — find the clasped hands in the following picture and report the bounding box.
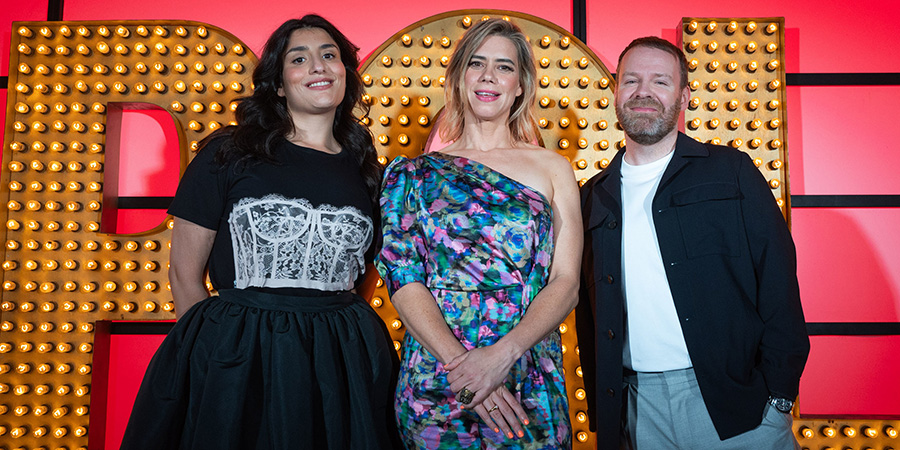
[445,345,530,440]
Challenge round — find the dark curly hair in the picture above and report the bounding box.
[205,14,381,204]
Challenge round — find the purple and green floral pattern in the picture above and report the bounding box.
[376,152,571,449]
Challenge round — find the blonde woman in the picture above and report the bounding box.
[377,18,581,450]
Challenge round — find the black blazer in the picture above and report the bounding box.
[576,133,809,448]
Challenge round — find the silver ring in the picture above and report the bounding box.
[487,405,500,413]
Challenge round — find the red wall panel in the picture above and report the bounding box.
[104,333,168,449]
[116,109,180,197]
[801,336,900,416]
[112,108,181,234]
[787,86,900,196]
[794,208,900,323]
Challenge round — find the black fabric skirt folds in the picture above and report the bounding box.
[120,289,402,450]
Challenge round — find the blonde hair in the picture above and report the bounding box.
[440,18,538,144]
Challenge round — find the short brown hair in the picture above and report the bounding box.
[440,18,538,144]
[617,36,689,90]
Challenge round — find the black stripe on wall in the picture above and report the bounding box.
[48,0,64,21]
[118,196,174,209]
[1,76,7,90]
[791,195,900,208]
[572,0,586,43]
[786,73,900,86]
[110,321,174,335]
[807,322,900,336]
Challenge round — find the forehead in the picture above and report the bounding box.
[285,27,338,52]
[473,35,518,60]
[618,45,679,77]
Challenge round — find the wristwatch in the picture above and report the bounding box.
[768,396,794,413]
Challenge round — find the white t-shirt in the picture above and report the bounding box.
[620,151,693,372]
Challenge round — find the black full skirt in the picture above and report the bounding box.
[120,289,403,450]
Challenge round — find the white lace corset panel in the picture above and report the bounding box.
[228,195,372,290]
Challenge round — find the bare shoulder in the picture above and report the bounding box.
[512,147,577,204]
[517,145,572,172]
[533,150,577,185]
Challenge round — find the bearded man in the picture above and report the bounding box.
[576,36,809,450]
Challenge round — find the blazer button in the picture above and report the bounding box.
[607,220,618,229]
[606,388,615,397]
[606,274,614,284]
[607,329,615,340]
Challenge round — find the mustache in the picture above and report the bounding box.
[624,97,664,110]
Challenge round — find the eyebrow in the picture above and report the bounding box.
[470,54,516,65]
[621,71,673,79]
[285,43,337,54]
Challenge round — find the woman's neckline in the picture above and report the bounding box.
[283,138,345,157]
[423,151,550,205]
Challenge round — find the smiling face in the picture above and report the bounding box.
[614,45,690,145]
[277,27,346,120]
[463,35,524,124]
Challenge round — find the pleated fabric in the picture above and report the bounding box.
[120,289,402,450]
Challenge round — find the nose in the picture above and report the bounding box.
[309,56,325,73]
[632,80,652,97]
[479,66,496,83]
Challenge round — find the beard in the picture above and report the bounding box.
[616,96,681,145]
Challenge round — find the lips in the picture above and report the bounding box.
[474,90,500,101]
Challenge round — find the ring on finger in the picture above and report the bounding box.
[457,387,476,405]
[487,404,500,413]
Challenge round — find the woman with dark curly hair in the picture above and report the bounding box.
[121,14,401,450]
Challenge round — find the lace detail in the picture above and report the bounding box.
[228,194,372,290]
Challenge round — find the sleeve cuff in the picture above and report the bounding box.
[383,265,426,296]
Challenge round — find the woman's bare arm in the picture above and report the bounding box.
[391,282,468,364]
[169,217,217,320]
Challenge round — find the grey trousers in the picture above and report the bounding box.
[622,368,800,450]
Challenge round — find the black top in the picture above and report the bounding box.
[168,136,374,295]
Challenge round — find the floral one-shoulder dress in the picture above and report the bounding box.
[376,152,571,449]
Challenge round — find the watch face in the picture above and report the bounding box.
[770,397,793,413]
